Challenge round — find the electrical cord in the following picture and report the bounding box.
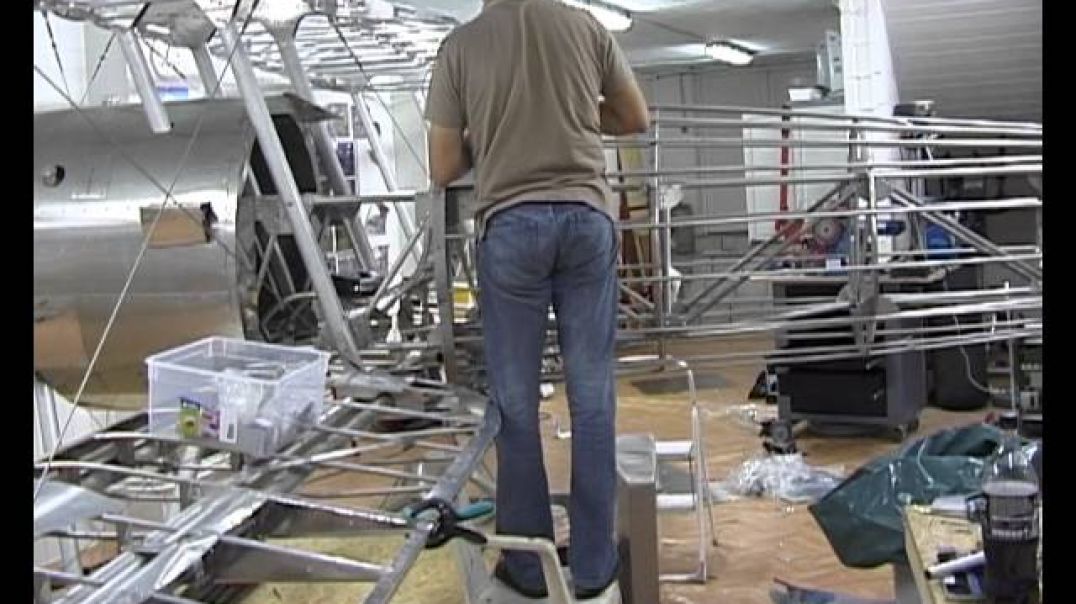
[940,271,994,395]
[914,126,996,397]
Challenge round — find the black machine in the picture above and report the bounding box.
[767,280,927,442]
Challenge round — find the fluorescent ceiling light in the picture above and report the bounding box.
[561,0,633,32]
[705,40,755,66]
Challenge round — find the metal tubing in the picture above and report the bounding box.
[429,189,459,383]
[888,188,1042,283]
[647,329,1040,370]
[299,485,431,498]
[364,405,501,603]
[190,44,219,97]
[639,297,1040,338]
[362,213,430,313]
[353,93,422,264]
[314,192,423,207]
[680,184,853,323]
[46,399,381,604]
[33,567,201,604]
[605,137,1040,150]
[620,282,656,310]
[612,165,1039,191]
[310,423,463,454]
[873,165,1041,179]
[609,155,1042,179]
[623,254,1042,285]
[613,198,1041,231]
[116,29,171,134]
[269,23,378,270]
[34,379,83,576]
[651,109,669,356]
[460,326,1040,378]
[646,102,1043,131]
[332,399,481,425]
[651,115,1042,138]
[337,215,366,272]
[619,245,1040,270]
[219,23,365,362]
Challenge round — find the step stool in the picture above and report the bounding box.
[616,356,715,585]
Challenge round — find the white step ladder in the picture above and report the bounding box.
[618,356,716,584]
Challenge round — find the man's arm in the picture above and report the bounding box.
[428,124,472,188]
[597,28,649,136]
[424,36,471,188]
[600,81,649,135]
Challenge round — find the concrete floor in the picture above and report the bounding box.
[244,338,991,604]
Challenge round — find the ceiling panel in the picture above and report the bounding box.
[881,0,1042,120]
[406,0,1041,122]
[409,0,840,67]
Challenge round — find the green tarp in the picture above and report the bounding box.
[808,424,1002,569]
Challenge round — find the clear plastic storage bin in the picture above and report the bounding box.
[146,337,330,457]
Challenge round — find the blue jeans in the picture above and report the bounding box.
[478,202,619,593]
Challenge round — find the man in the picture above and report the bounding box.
[425,0,648,599]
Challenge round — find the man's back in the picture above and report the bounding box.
[423,5,647,599]
[425,0,635,225]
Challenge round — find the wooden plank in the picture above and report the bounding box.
[902,506,982,603]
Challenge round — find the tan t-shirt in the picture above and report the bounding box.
[424,0,637,231]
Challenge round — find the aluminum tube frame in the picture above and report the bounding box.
[610,164,1038,192]
[34,567,200,604]
[34,379,83,577]
[613,198,1041,231]
[605,137,1041,150]
[648,328,1040,370]
[361,212,431,314]
[645,102,1043,130]
[339,215,373,274]
[637,297,1040,339]
[363,404,501,603]
[189,44,219,98]
[888,187,1042,283]
[220,23,366,362]
[651,109,669,357]
[116,29,171,134]
[680,184,853,323]
[429,189,459,383]
[50,400,382,603]
[455,326,1041,378]
[268,21,377,270]
[650,115,1042,138]
[609,155,1042,179]
[620,246,1039,269]
[622,254,1042,285]
[352,92,423,264]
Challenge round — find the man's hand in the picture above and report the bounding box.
[429,124,473,188]
[600,80,650,136]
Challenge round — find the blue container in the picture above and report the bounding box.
[925,224,955,259]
